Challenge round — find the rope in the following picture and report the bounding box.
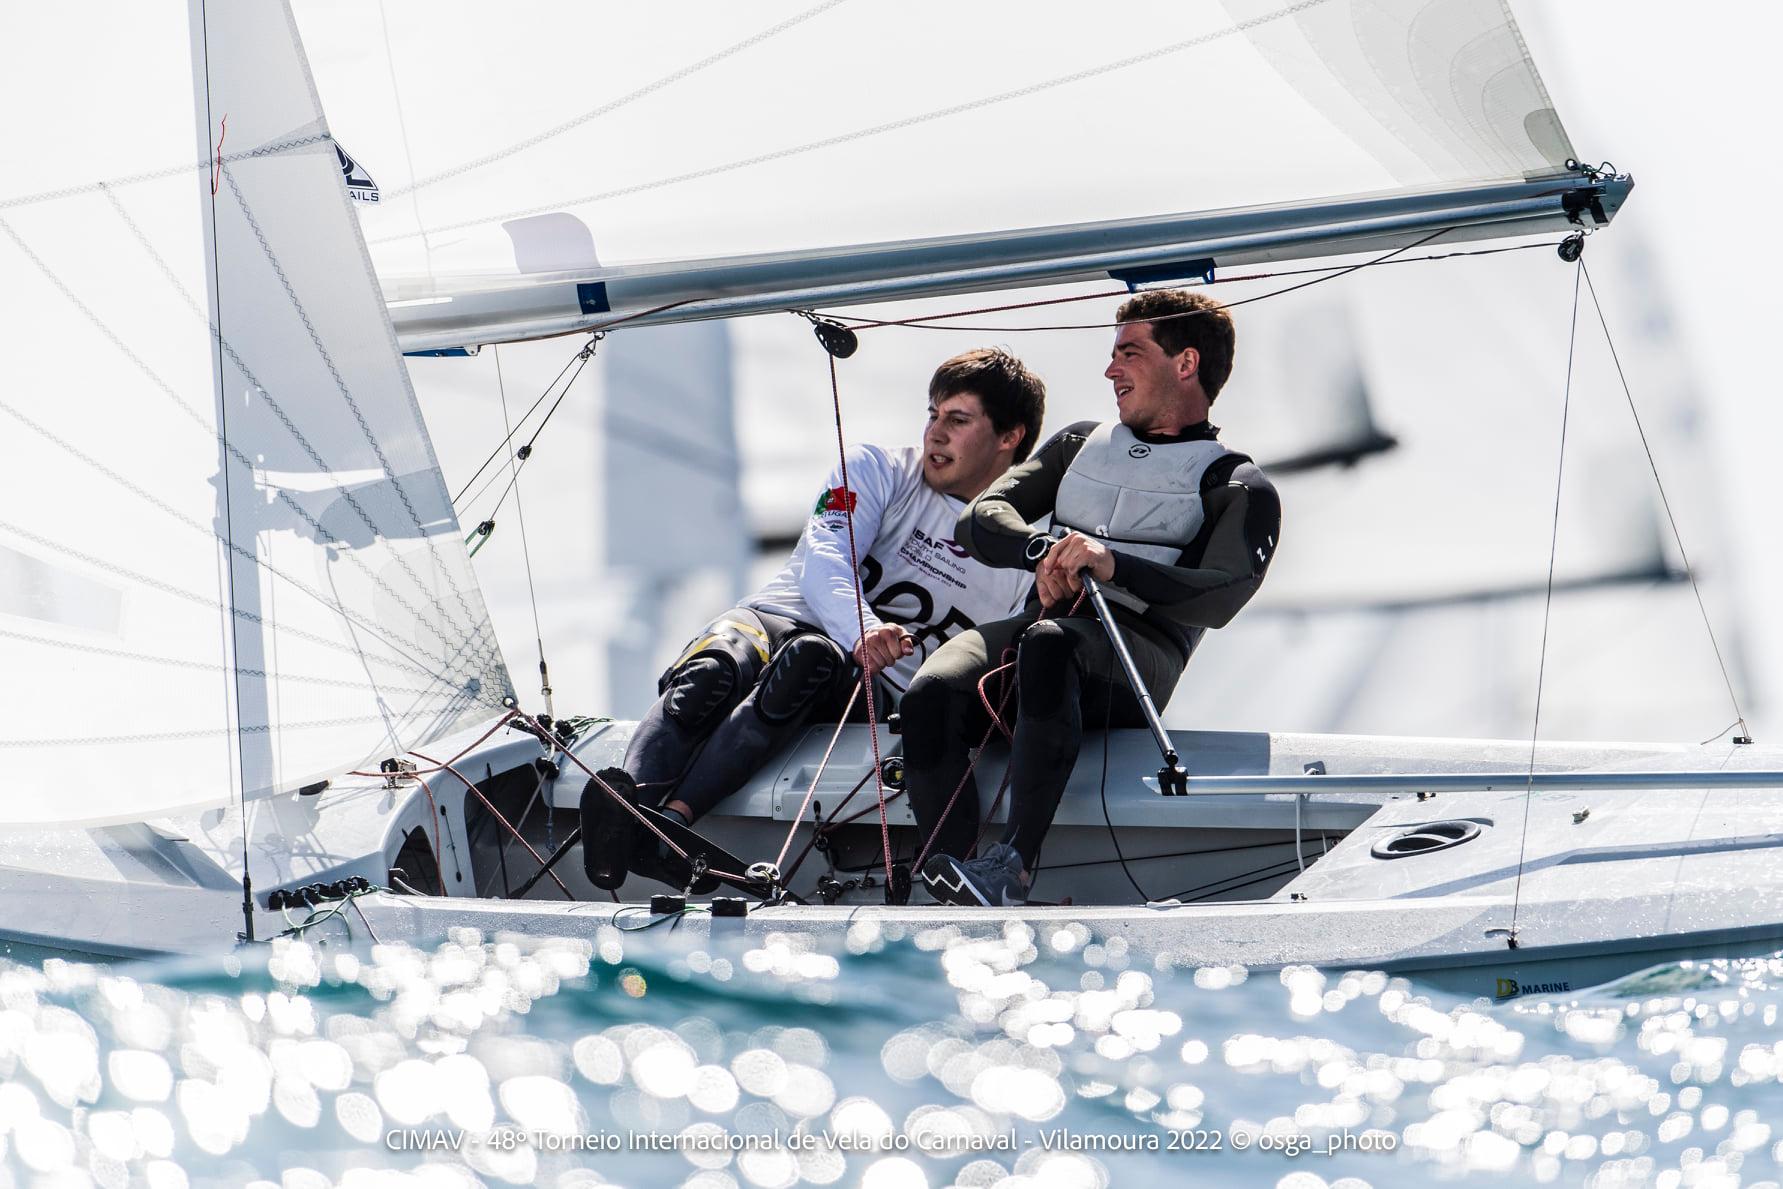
[772,683,862,872]
[411,749,575,900]
[910,593,1085,873]
[535,712,752,885]
[777,768,879,886]
[820,228,1453,334]
[817,239,1555,333]
[347,707,530,881]
[1579,260,1750,742]
[821,354,895,893]
[1508,260,1584,947]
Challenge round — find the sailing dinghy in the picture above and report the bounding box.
[4,0,1780,1003]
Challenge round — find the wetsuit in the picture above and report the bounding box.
[623,443,1032,820]
[900,419,1280,874]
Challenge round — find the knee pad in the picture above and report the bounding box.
[662,656,738,730]
[755,633,847,725]
[1017,619,1079,719]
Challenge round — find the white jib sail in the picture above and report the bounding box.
[0,2,513,827]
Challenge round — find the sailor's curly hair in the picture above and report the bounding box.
[1116,289,1236,402]
[927,347,1047,463]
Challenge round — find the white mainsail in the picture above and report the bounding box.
[0,2,512,826]
[292,0,1612,349]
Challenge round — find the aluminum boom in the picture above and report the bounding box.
[389,172,1631,353]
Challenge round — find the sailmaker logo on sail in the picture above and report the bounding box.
[336,143,380,203]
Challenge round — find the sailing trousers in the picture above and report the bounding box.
[625,607,862,821]
[900,609,1184,876]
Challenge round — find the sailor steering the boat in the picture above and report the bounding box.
[581,348,1046,890]
[904,289,1282,907]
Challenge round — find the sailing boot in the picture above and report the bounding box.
[627,804,704,891]
[579,767,644,890]
[921,842,1028,907]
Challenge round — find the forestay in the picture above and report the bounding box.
[0,2,511,827]
[292,0,1603,347]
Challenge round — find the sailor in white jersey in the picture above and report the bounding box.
[582,349,1046,890]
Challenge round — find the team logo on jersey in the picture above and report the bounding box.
[813,486,856,515]
[336,144,381,203]
[910,528,969,559]
[1128,443,1151,458]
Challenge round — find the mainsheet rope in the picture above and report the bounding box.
[820,353,898,896]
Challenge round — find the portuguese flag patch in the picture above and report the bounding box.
[813,485,857,515]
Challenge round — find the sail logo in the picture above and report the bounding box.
[336,144,381,203]
[1494,976,1571,1000]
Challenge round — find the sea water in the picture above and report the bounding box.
[1,917,1780,1188]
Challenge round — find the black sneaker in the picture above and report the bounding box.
[579,767,642,890]
[921,843,1028,906]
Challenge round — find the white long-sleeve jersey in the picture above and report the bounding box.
[745,444,1032,693]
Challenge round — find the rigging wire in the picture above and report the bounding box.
[1507,259,1585,949]
[452,340,591,507]
[773,684,863,874]
[1579,260,1751,742]
[461,336,603,532]
[194,8,258,944]
[492,346,556,725]
[817,238,1556,331]
[820,227,1453,334]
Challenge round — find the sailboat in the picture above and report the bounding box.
[4,0,1780,1003]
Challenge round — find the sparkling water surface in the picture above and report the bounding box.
[2,918,1781,1189]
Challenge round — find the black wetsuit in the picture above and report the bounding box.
[624,606,865,820]
[900,419,1280,875]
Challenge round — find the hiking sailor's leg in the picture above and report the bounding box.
[673,631,853,821]
[583,608,774,890]
[622,609,775,803]
[1000,618,1084,875]
[902,629,991,862]
[903,616,1025,866]
[1002,615,1185,886]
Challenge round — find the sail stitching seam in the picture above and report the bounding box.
[370,0,1337,246]
[385,0,852,200]
[0,132,332,212]
[221,169,489,646]
[0,397,492,701]
[3,209,503,694]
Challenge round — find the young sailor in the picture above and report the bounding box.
[581,348,1046,890]
[903,290,1281,906]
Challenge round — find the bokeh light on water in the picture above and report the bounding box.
[2,921,1782,1187]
